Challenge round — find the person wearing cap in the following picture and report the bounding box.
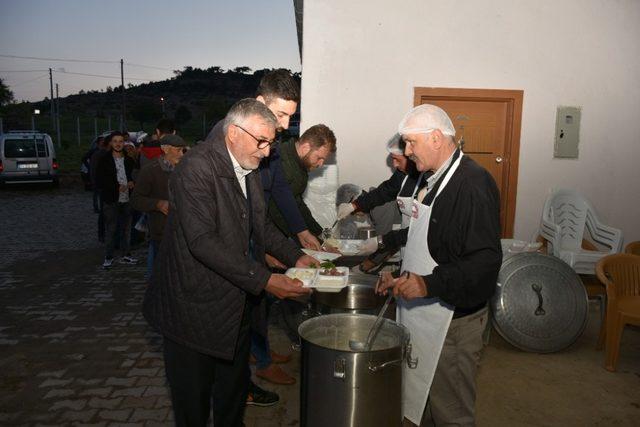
[131,134,187,280]
[336,134,423,261]
[377,104,502,426]
[140,118,176,169]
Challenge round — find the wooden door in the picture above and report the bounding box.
[414,88,523,237]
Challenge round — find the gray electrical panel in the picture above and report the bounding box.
[554,106,581,158]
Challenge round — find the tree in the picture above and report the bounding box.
[174,104,192,127]
[0,78,15,106]
[233,66,252,74]
[129,98,162,129]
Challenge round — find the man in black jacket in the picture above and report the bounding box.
[143,99,317,427]
[379,104,501,426]
[95,131,137,269]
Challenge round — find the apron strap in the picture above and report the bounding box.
[423,149,461,207]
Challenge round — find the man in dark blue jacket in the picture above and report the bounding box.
[205,70,320,399]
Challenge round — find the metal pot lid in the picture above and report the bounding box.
[491,252,588,353]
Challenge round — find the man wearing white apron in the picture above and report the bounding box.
[336,135,424,265]
[379,104,502,426]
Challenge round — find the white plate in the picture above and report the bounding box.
[313,266,349,292]
[285,268,318,287]
[301,249,342,262]
[324,239,363,256]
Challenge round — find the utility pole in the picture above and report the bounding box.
[77,116,81,146]
[202,113,206,138]
[55,84,61,148]
[120,59,126,131]
[49,68,55,133]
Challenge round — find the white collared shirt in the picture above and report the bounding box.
[226,147,252,197]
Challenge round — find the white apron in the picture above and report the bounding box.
[397,153,463,424]
[396,172,424,259]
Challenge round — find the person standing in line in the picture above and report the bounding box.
[143,99,317,426]
[90,136,110,239]
[96,131,139,269]
[205,70,321,400]
[139,118,175,169]
[268,124,337,240]
[131,134,187,280]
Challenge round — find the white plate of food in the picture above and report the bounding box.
[323,238,363,256]
[285,268,319,287]
[313,264,349,292]
[301,249,342,262]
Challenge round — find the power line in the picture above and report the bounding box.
[53,69,152,82]
[10,74,49,87]
[0,69,49,73]
[0,54,117,64]
[125,62,174,71]
[1,54,175,72]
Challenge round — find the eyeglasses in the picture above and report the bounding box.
[234,124,274,149]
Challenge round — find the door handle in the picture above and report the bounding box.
[495,156,503,163]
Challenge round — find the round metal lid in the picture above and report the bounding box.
[491,252,588,353]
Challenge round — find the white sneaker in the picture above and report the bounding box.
[102,258,114,269]
[119,255,138,265]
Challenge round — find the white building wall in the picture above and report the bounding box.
[300,0,640,243]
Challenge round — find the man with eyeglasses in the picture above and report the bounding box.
[205,69,319,395]
[144,99,318,427]
[131,134,188,280]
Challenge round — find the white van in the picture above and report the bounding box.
[0,131,58,185]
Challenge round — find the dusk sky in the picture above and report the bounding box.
[0,0,301,102]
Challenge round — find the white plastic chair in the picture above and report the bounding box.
[540,189,623,275]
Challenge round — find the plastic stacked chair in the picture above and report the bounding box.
[595,254,640,371]
[540,189,623,275]
[625,241,640,255]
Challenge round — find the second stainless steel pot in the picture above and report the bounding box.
[311,273,395,318]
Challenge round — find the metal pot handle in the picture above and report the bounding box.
[368,342,418,372]
[406,343,418,369]
[368,358,403,372]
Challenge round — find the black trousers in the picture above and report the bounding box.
[163,303,252,427]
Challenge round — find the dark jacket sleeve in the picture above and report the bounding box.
[382,228,409,251]
[131,165,160,212]
[354,169,407,212]
[296,195,324,236]
[263,216,305,266]
[268,150,307,235]
[170,156,271,295]
[424,174,502,309]
[125,157,135,182]
[95,155,109,192]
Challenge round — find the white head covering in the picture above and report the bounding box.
[398,104,456,137]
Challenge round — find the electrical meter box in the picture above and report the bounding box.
[554,106,581,158]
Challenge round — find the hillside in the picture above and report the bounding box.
[1,66,300,134]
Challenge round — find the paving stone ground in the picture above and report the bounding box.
[3,185,638,427]
[0,185,300,426]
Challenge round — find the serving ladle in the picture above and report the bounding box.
[349,291,394,351]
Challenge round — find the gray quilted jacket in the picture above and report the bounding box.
[143,132,303,360]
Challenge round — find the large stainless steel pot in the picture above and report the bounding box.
[299,313,417,427]
[311,273,395,318]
